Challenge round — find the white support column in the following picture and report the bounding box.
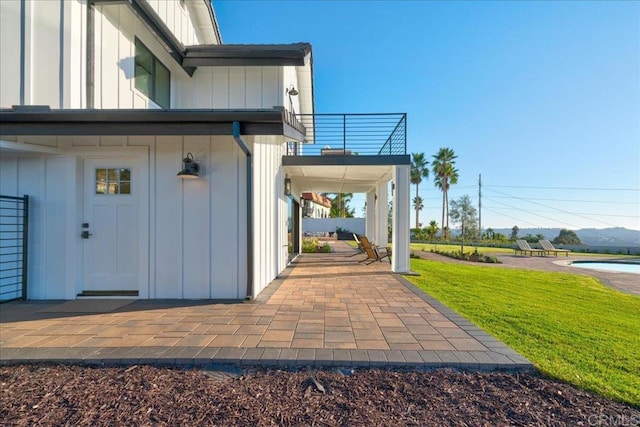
[375,181,388,247]
[392,165,410,273]
[365,190,376,239]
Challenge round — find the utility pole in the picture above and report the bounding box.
[478,174,482,238]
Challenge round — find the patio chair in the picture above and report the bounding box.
[350,234,365,257]
[358,235,391,264]
[515,239,546,256]
[539,240,570,257]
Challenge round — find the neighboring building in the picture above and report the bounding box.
[0,0,411,302]
[301,192,331,218]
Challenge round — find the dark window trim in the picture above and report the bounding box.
[135,37,170,108]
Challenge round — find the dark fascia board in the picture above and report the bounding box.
[282,155,411,167]
[0,108,302,137]
[183,43,311,67]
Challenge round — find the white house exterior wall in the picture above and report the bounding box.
[0,136,251,300]
[0,0,87,109]
[1,2,292,111]
[1,0,308,301]
[174,66,284,109]
[93,4,188,109]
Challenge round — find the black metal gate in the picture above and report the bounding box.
[0,195,29,302]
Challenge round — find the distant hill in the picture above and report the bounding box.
[489,227,640,247]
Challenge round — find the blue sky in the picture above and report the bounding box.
[215,0,640,231]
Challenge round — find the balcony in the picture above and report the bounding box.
[285,113,406,156]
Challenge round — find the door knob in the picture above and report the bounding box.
[81,230,92,239]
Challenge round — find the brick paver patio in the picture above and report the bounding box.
[0,242,531,369]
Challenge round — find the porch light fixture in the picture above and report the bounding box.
[286,85,299,97]
[177,152,200,179]
[284,177,292,196]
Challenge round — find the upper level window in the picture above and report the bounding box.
[135,38,170,108]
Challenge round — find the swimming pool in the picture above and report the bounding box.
[570,261,640,274]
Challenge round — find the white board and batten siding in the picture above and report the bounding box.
[1,0,302,299]
[0,136,253,300]
[146,0,209,47]
[1,1,295,111]
[0,155,77,299]
[0,0,87,109]
[173,66,284,110]
[252,137,289,296]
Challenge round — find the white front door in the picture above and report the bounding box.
[82,159,139,292]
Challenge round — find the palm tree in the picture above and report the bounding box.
[326,193,354,218]
[412,196,424,229]
[431,147,458,239]
[410,153,429,231]
[426,220,439,240]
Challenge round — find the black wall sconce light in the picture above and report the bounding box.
[285,85,299,97]
[177,152,200,179]
[284,177,292,196]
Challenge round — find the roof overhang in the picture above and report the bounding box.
[0,107,306,140]
[183,43,312,67]
[94,1,309,76]
[283,155,410,193]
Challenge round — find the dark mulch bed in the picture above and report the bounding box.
[1,364,637,426]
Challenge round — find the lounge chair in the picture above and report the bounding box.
[539,240,570,257]
[358,235,391,264]
[515,239,546,256]
[351,234,365,257]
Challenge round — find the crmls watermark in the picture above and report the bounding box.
[587,414,640,427]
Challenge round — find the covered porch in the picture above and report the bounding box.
[284,113,411,273]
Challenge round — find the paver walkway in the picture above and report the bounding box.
[0,242,531,370]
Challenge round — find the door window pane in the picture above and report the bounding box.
[95,168,132,196]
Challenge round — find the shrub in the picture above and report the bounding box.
[430,248,500,264]
[302,238,332,253]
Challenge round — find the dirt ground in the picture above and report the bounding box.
[1,364,638,426]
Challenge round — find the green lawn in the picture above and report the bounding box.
[406,259,640,407]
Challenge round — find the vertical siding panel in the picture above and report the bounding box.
[182,136,210,298]
[94,6,103,107]
[210,137,241,298]
[261,67,279,108]
[175,74,194,108]
[0,157,18,195]
[118,6,134,108]
[193,69,213,108]
[128,136,155,297]
[30,0,60,106]
[0,0,21,107]
[100,7,119,108]
[154,137,182,298]
[44,157,67,299]
[151,0,163,23]
[228,67,246,108]
[211,68,229,108]
[174,3,182,46]
[245,68,262,108]
[18,157,45,299]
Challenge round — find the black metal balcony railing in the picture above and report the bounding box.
[286,113,406,156]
